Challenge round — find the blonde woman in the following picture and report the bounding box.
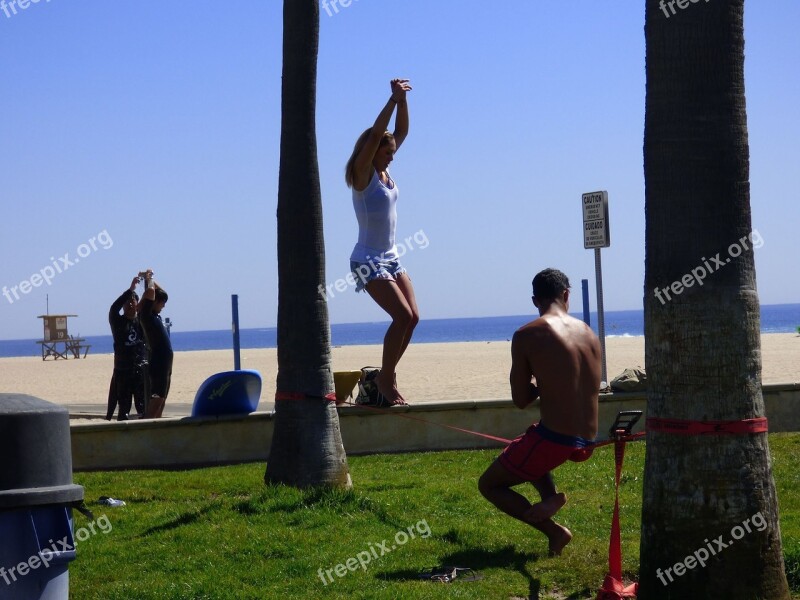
[345,78,418,406]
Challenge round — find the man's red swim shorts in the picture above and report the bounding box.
[498,421,594,482]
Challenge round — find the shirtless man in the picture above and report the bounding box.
[478,268,601,556]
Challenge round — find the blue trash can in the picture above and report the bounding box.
[0,395,84,600]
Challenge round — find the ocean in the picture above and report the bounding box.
[1,304,797,359]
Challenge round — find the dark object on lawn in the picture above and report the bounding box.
[418,566,483,583]
[98,496,126,507]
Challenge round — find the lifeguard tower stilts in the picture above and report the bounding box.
[36,314,91,360]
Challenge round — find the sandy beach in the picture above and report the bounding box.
[0,334,797,417]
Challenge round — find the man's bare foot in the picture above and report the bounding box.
[524,492,567,523]
[547,524,572,556]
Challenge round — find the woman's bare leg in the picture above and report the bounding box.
[366,278,416,404]
[393,273,420,363]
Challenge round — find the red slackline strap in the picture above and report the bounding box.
[343,400,515,444]
[596,436,639,599]
[343,401,650,447]
[646,416,768,435]
[342,401,649,448]
[609,439,625,580]
[592,431,646,449]
[275,391,338,402]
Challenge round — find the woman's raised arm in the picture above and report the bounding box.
[350,79,412,189]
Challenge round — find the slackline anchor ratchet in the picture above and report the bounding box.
[609,410,643,440]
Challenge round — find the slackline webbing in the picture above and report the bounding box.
[646,416,768,435]
[275,391,338,402]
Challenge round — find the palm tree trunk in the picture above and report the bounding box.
[265,0,351,489]
[639,1,789,597]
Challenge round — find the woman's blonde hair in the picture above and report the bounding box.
[345,129,395,188]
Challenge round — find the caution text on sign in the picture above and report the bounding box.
[582,191,610,249]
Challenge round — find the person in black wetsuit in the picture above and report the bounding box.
[139,269,173,419]
[106,275,148,420]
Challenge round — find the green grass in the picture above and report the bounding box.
[68,434,800,599]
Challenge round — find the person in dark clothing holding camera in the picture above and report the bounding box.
[139,269,173,419]
[106,275,148,420]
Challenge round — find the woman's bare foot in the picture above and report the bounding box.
[376,372,407,406]
[391,373,408,405]
[547,524,573,556]
[524,492,567,523]
[390,393,408,406]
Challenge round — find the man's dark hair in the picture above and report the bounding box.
[155,289,169,303]
[532,268,570,302]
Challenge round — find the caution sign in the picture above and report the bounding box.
[582,191,610,249]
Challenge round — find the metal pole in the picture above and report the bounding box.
[594,248,607,385]
[232,294,241,371]
[581,279,590,327]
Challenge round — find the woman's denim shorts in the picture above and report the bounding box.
[349,258,406,293]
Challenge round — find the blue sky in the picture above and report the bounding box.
[1,1,798,340]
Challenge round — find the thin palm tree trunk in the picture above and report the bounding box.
[265,0,351,489]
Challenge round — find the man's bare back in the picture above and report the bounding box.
[511,310,601,440]
[479,269,602,557]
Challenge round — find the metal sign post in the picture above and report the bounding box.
[582,190,610,386]
[232,294,241,371]
[581,278,590,326]
[594,249,607,386]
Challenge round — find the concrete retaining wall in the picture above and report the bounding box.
[70,383,800,471]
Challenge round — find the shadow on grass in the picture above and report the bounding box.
[785,541,800,593]
[385,545,538,585]
[361,482,418,493]
[381,544,592,600]
[443,546,547,597]
[257,486,409,529]
[140,503,220,536]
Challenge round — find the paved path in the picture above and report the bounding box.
[69,402,277,420]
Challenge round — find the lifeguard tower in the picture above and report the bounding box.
[36,314,91,360]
